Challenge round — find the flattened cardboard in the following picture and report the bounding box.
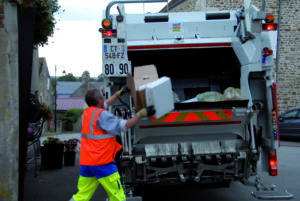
[127,65,158,111]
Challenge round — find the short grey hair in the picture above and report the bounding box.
[85,89,103,107]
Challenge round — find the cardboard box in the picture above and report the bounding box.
[127,65,174,118]
[145,76,174,118]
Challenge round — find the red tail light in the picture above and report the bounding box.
[262,23,277,31]
[102,30,117,37]
[269,150,278,176]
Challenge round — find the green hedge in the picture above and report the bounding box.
[62,108,84,131]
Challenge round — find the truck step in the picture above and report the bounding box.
[251,190,294,200]
[106,196,142,201]
[126,197,143,201]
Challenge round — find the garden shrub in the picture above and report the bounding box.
[62,108,84,131]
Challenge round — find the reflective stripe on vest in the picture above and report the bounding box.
[81,108,115,140]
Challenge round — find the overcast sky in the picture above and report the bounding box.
[38,0,168,77]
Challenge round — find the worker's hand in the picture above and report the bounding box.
[115,86,130,98]
[137,106,156,119]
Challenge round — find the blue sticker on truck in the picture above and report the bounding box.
[173,23,181,32]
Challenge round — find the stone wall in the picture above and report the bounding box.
[73,116,83,132]
[0,3,53,200]
[0,4,4,28]
[31,55,54,130]
[0,2,19,201]
[31,54,53,105]
[171,0,300,114]
[37,57,53,108]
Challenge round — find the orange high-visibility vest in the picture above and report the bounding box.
[80,106,122,166]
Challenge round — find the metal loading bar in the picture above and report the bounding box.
[145,141,237,157]
[105,0,168,19]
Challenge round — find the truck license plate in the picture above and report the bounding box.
[103,44,131,77]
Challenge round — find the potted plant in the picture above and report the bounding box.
[63,138,80,166]
[41,136,64,169]
[41,103,53,122]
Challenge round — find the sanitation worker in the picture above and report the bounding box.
[69,88,155,201]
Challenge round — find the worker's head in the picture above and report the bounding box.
[85,89,104,108]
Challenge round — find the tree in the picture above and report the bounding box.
[80,70,90,81]
[57,73,77,81]
[97,73,104,82]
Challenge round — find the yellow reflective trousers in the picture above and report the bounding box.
[72,172,126,201]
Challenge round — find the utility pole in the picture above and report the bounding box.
[54,65,57,132]
[54,66,66,132]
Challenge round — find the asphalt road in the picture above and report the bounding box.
[24,138,299,201]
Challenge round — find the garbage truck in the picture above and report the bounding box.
[100,0,294,200]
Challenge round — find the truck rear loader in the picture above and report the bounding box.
[100,0,294,200]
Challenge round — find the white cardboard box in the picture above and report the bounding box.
[127,65,174,118]
[145,76,174,119]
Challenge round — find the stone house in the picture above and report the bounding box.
[56,81,82,98]
[71,81,104,97]
[55,81,103,132]
[57,81,104,98]
[31,55,54,130]
[162,0,300,114]
[56,97,86,132]
[31,56,53,112]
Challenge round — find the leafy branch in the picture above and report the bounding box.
[4,0,61,46]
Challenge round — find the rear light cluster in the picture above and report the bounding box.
[101,18,117,38]
[270,82,279,176]
[102,30,117,37]
[262,23,277,31]
[262,13,277,31]
[269,150,278,176]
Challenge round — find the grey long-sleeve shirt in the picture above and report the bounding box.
[96,102,127,135]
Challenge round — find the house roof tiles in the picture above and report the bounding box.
[56,97,86,111]
[57,82,82,95]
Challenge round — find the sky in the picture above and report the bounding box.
[38,0,169,77]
